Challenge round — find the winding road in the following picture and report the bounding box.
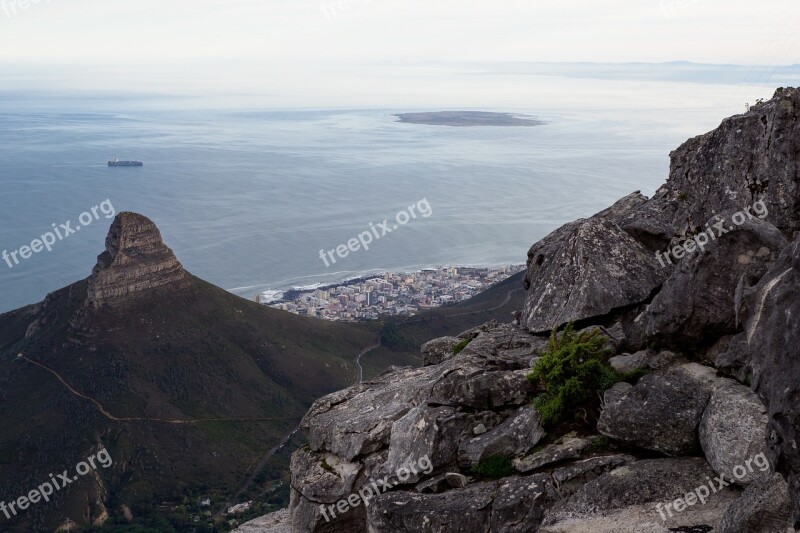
[215,336,382,516]
[18,354,297,425]
[215,426,301,519]
[354,340,381,384]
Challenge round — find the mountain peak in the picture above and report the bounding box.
[87,212,190,307]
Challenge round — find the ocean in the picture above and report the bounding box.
[0,80,777,313]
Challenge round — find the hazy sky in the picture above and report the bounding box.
[1,0,798,105]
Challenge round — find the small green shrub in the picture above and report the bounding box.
[589,435,611,453]
[677,190,689,201]
[645,337,662,351]
[470,454,514,479]
[452,337,472,355]
[527,324,617,427]
[617,367,649,383]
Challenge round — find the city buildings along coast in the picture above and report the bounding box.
[256,266,525,321]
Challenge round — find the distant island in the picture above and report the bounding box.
[394,111,545,127]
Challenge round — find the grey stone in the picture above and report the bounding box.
[490,474,558,533]
[430,368,534,409]
[541,458,740,533]
[513,435,592,473]
[301,362,458,461]
[578,323,627,354]
[593,191,650,221]
[598,371,710,456]
[288,447,367,533]
[276,90,800,531]
[552,454,636,498]
[607,87,800,266]
[421,336,461,366]
[699,379,769,485]
[458,405,545,467]
[719,473,794,533]
[622,88,800,240]
[646,217,787,350]
[378,405,466,482]
[714,332,752,383]
[87,212,191,307]
[522,216,669,333]
[444,472,468,489]
[416,474,449,494]
[744,235,800,523]
[366,482,498,532]
[366,476,557,533]
[457,321,550,368]
[609,349,679,374]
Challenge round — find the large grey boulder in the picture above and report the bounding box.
[456,321,549,368]
[719,473,794,533]
[597,371,710,456]
[458,405,545,467]
[552,455,636,498]
[490,475,559,533]
[301,366,439,461]
[541,458,740,533]
[430,368,533,409]
[617,88,800,243]
[378,406,467,480]
[744,235,800,523]
[366,475,557,533]
[646,217,787,349]
[288,447,370,532]
[421,336,461,366]
[366,481,497,532]
[522,216,669,333]
[593,190,649,220]
[513,434,592,473]
[609,349,679,374]
[699,379,769,485]
[714,332,753,383]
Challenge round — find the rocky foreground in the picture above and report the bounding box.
[237,88,800,532]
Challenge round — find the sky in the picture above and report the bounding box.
[0,0,798,106]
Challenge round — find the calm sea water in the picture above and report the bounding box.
[0,83,770,312]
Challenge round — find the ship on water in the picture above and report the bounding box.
[108,158,143,167]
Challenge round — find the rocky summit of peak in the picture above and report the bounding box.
[86,212,190,307]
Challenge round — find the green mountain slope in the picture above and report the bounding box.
[0,213,377,532]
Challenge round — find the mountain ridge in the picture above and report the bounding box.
[0,213,379,532]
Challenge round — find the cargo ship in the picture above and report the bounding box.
[108,158,143,167]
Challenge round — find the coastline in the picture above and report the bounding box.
[229,262,527,300]
[253,264,526,321]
